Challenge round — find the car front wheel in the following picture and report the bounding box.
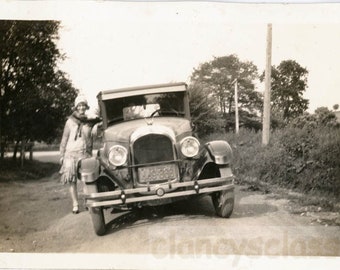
[85,183,106,236]
[212,189,234,218]
[89,206,106,236]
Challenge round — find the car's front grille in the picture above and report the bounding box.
[133,134,178,184]
[133,134,174,165]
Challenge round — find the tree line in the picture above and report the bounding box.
[0,20,78,159]
[188,54,315,135]
[1,20,337,160]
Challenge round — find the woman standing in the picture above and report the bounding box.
[59,95,99,214]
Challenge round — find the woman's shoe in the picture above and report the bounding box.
[72,206,79,214]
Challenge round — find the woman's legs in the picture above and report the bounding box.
[69,182,79,214]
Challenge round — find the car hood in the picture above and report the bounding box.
[103,117,192,142]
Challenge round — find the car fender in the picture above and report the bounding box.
[204,140,233,165]
[79,157,100,183]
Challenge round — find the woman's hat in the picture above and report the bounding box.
[74,95,90,110]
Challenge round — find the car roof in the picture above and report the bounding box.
[97,82,187,101]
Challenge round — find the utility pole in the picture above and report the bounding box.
[234,79,239,134]
[262,23,272,145]
[0,62,3,159]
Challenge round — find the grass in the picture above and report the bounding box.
[0,158,60,182]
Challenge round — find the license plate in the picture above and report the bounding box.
[138,164,177,183]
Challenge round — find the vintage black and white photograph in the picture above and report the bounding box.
[0,1,340,269]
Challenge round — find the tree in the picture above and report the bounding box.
[0,20,78,158]
[188,83,224,136]
[189,55,262,132]
[314,107,338,127]
[267,60,309,122]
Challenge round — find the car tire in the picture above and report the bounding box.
[86,183,106,236]
[89,206,106,236]
[212,190,234,218]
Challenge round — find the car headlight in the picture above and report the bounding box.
[108,145,128,166]
[180,136,200,158]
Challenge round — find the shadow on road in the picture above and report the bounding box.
[104,197,216,235]
[104,193,279,235]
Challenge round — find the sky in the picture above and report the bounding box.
[1,1,340,114]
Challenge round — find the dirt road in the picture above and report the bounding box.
[1,170,339,257]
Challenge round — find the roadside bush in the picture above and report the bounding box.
[204,125,340,200]
[304,128,340,196]
[203,129,271,182]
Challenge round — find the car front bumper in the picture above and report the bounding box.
[85,176,234,208]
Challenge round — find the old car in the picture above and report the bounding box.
[79,82,235,235]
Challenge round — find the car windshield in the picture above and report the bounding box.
[103,92,186,124]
